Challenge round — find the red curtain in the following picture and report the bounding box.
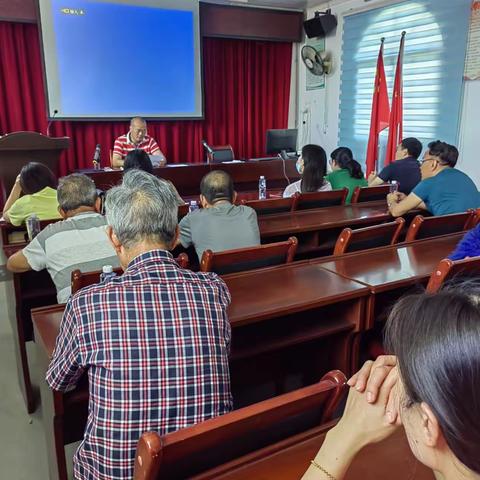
[0,22,292,175]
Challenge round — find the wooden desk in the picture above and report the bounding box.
[194,423,433,480]
[258,201,391,257]
[32,268,369,480]
[319,233,463,328]
[82,158,300,196]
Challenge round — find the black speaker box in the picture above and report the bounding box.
[303,13,337,38]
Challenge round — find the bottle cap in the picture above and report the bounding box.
[102,265,113,273]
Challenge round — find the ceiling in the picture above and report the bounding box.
[201,0,323,11]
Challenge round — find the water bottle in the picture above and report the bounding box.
[100,265,117,283]
[189,200,200,212]
[389,181,399,194]
[258,176,267,200]
[26,214,41,241]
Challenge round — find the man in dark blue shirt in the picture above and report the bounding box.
[368,137,422,194]
[388,140,480,217]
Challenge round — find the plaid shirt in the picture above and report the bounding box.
[46,250,232,480]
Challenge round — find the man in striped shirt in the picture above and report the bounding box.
[6,174,119,303]
[112,116,166,168]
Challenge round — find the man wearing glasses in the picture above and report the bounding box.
[387,140,479,217]
[112,117,166,168]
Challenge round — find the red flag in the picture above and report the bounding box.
[385,32,406,165]
[365,39,390,176]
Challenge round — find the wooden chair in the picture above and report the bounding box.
[133,370,347,480]
[207,145,235,163]
[334,218,405,256]
[241,197,295,215]
[426,256,480,293]
[199,237,298,275]
[293,188,347,211]
[405,212,473,242]
[351,184,391,203]
[71,254,189,294]
[177,203,189,220]
[468,208,480,228]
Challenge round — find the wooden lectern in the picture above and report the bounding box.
[0,132,70,209]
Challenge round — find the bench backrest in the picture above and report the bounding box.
[241,197,295,215]
[293,188,347,210]
[200,237,298,275]
[334,218,405,256]
[133,370,347,480]
[405,212,473,242]
[351,185,390,203]
[426,256,480,293]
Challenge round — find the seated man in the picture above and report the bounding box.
[7,174,119,303]
[112,116,166,168]
[387,140,480,217]
[46,170,232,480]
[179,170,260,260]
[368,137,422,194]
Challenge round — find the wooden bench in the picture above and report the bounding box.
[405,212,473,242]
[241,197,295,215]
[351,184,390,204]
[334,218,405,256]
[200,237,297,275]
[426,256,480,293]
[133,370,347,480]
[71,254,189,295]
[293,189,348,210]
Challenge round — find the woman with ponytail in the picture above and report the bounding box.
[325,147,367,204]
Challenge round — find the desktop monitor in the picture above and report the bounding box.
[266,129,298,155]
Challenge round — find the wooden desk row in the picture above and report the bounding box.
[81,158,300,196]
[31,232,462,479]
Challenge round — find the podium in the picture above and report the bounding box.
[0,132,70,208]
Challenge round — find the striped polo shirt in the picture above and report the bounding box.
[113,132,161,159]
[22,212,120,304]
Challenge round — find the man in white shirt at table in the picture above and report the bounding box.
[112,116,166,168]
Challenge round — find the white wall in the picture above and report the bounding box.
[297,0,480,185]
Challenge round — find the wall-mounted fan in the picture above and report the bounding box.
[301,45,333,75]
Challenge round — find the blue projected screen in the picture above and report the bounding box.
[38,0,202,119]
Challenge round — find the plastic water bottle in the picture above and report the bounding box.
[258,176,267,200]
[100,265,117,283]
[26,214,40,241]
[189,200,200,212]
[389,181,399,194]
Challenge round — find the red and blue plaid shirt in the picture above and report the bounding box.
[46,250,233,480]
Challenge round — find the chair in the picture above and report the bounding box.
[241,197,295,215]
[177,203,189,220]
[199,237,298,275]
[207,145,235,163]
[333,218,405,256]
[468,208,480,228]
[405,212,474,242]
[426,256,480,293]
[293,188,347,211]
[133,370,347,480]
[351,184,391,203]
[71,254,189,294]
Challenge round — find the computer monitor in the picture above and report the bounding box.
[266,129,298,155]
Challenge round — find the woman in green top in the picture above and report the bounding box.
[325,147,368,204]
[2,162,61,226]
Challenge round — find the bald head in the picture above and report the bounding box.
[200,170,235,205]
[129,117,147,144]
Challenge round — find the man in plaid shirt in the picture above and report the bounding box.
[46,170,233,479]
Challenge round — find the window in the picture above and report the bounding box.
[338,0,471,168]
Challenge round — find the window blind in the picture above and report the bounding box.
[338,0,471,168]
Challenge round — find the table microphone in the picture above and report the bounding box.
[46,110,59,137]
[202,140,214,155]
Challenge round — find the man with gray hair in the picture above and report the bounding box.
[46,170,232,480]
[7,173,119,303]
